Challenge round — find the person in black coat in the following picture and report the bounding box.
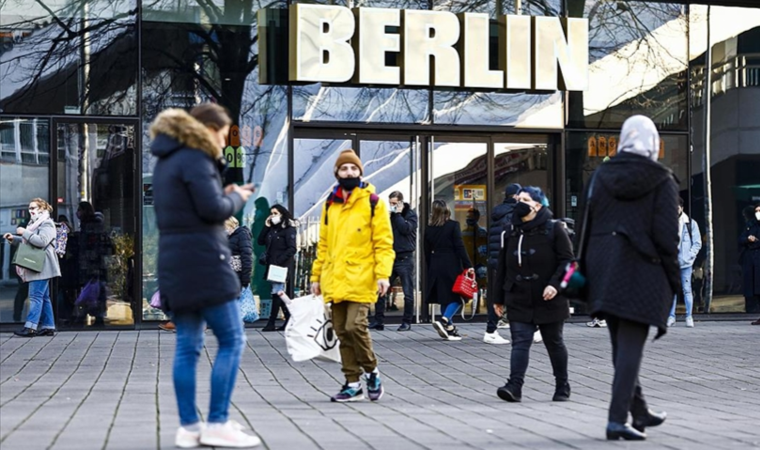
[484,183,521,342]
[151,104,260,446]
[740,203,760,316]
[578,115,678,441]
[225,216,253,290]
[424,200,473,341]
[258,204,297,331]
[492,186,574,403]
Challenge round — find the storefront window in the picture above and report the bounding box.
[141,0,289,321]
[566,1,688,131]
[0,0,138,115]
[0,118,50,324]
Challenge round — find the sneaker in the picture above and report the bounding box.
[199,421,261,448]
[533,330,543,343]
[586,318,607,328]
[175,425,203,449]
[497,319,510,329]
[13,327,36,338]
[483,331,510,345]
[159,321,176,332]
[685,317,694,328]
[397,323,411,332]
[446,326,463,341]
[667,316,676,327]
[432,321,449,339]
[496,383,522,402]
[364,372,384,401]
[330,384,364,402]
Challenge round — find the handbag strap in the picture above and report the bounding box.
[577,171,597,261]
[459,292,479,321]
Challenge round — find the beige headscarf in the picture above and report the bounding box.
[617,115,660,162]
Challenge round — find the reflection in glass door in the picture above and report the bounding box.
[55,122,137,328]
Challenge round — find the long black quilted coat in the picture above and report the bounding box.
[578,152,680,339]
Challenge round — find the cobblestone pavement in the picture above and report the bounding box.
[1,321,758,450]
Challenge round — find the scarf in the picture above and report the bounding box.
[617,115,660,162]
[678,212,690,246]
[16,210,51,280]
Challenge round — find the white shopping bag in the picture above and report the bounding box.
[281,293,341,364]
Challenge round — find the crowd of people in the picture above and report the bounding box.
[6,107,760,448]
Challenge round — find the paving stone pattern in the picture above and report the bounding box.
[0,322,759,450]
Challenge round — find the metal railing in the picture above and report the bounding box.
[691,53,760,107]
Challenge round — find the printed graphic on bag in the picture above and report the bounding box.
[307,317,339,352]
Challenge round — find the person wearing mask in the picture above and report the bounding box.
[578,115,677,441]
[492,187,573,403]
[310,149,394,402]
[225,216,254,322]
[667,197,702,327]
[425,199,473,341]
[151,103,260,448]
[484,183,521,344]
[369,191,418,332]
[740,203,760,319]
[258,204,297,331]
[4,198,61,337]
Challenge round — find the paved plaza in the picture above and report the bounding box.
[0,321,758,450]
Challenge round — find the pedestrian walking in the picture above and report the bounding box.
[258,204,297,331]
[491,187,573,403]
[485,183,521,344]
[226,216,257,322]
[150,103,260,448]
[310,149,394,402]
[4,198,61,337]
[369,191,418,332]
[578,115,676,441]
[668,197,702,327]
[741,203,760,318]
[425,199,473,341]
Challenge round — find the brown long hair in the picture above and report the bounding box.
[429,199,450,226]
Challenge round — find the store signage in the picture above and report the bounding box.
[272,4,588,91]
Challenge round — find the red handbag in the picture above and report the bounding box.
[452,269,478,300]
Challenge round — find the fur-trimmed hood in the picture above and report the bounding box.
[149,108,221,160]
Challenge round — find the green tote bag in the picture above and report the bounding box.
[12,242,46,273]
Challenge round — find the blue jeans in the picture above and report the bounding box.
[670,266,693,319]
[25,279,55,331]
[443,302,460,321]
[173,300,246,426]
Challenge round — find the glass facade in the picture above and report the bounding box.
[1,0,759,329]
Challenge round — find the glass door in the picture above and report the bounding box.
[54,120,138,329]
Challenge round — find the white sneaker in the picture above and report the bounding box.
[586,318,607,328]
[533,330,543,343]
[483,331,510,345]
[685,317,695,328]
[497,319,510,329]
[175,425,202,449]
[667,316,676,327]
[200,421,261,448]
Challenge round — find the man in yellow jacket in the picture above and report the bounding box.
[311,149,395,402]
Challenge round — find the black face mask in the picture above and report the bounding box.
[513,202,533,219]
[338,177,361,191]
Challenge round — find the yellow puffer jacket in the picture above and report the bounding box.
[311,183,395,304]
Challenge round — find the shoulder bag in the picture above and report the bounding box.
[12,242,46,273]
[559,172,597,297]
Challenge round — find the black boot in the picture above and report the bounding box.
[632,410,667,432]
[552,381,571,402]
[606,422,646,440]
[496,381,522,403]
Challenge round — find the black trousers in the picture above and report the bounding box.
[485,267,500,333]
[373,255,415,325]
[606,315,650,423]
[508,320,568,388]
[265,293,291,327]
[13,282,29,323]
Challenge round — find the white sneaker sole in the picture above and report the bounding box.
[331,394,365,403]
[484,338,510,345]
[432,322,448,339]
[446,335,462,341]
[199,436,261,448]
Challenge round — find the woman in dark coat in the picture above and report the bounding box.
[424,200,473,341]
[578,115,678,441]
[258,204,297,331]
[492,186,574,403]
[740,203,760,319]
[225,216,256,323]
[151,104,260,447]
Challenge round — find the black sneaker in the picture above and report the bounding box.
[330,384,364,403]
[397,323,411,332]
[14,327,36,338]
[36,328,56,337]
[368,321,384,331]
[446,326,462,341]
[553,382,571,402]
[364,373,384,401]
[497,383,522,402]
[432,321,448,339]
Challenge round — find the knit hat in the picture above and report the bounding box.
[334,149,363,177]
[505,183,522,197]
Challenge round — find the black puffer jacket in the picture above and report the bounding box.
[258,222,297,275]
[391,203,418,256]
[578,152,679,338]
[488,199,517,268]
[228,227,253,288]
[492,208,574,324]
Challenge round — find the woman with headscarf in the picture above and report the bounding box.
[577,116,679,440]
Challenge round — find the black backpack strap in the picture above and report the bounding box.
[369,193,379,219]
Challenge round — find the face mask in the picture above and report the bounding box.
[271,216,281,225]
[513,202,533,219]
[30,210,41,221]
[466,219,478,226]
[338,177,361,191]
[756,212,760,221]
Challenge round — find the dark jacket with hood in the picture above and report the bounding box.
[492,208,574,324]
[424,220,472,307]
[578,152,680,338]
[228,227,253,288]
[257,220,298,280]
[739,209,760,298]
[150,109,245,313]
[391,203,418,256]
[488,199,517,269]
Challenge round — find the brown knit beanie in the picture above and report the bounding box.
[334,149,363,177]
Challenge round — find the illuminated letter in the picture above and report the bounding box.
[459,13,503,89]
[401,10,460,87]
[352,8,401,85]
[289,4,355,83]
[532,16,588,91]
[499,14,532,90]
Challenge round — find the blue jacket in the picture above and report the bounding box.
[150,109,244,313]
[678,215,702,269]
